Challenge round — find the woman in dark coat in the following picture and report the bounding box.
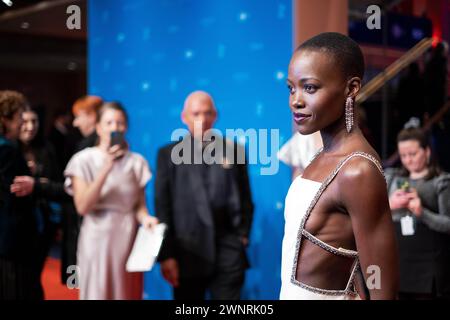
[11,108,70,279]
[0,90,42,300]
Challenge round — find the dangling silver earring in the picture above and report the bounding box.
[345,97,354,133]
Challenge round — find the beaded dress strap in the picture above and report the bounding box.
[290,151,385,296]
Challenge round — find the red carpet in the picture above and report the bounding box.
[41,257,79,300]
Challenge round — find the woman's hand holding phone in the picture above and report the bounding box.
[109,131,127,159]
[406,188,423,217]
[389,189,410,210]
[102,132,128,172]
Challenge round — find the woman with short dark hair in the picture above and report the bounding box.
[280,32,398,300]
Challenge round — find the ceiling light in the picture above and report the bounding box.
[2,0,13,7]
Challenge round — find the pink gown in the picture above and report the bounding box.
[64,147,151,300]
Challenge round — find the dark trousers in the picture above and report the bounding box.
[174,234,247,300]
[0,257,43,300]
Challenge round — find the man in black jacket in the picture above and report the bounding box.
[155,91,254,300]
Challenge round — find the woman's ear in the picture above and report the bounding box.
[346,77,362,99]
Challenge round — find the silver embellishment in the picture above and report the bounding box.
[345,97,354,133]
[290,151,385,296]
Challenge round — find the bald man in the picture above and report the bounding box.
[155,91,254,300]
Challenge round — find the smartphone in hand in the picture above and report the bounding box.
[397,179,410,193]
[110,131,125,147]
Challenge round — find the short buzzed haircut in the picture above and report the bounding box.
[296,32,365,80]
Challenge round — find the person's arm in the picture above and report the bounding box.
[72,163,111,215]
[10,176,71,201]
[10,142,70,200]
[154,147,176,260]
[34,178,72,201]
[154,146,179,287]
[135,188,158,229]
[71,145,125,215]
[408,175,450,234]
[236,155,254,245]
[340,158,399,300]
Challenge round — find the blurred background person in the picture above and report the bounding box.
[59,95,103,285]
[155,91,254,300]
[64,102,158,300]
[48,108,78,177]
[0,90,42,300]
[10,108,71,290]
[72,95,103,151]
[386,127,450,300]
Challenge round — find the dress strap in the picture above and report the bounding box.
[302,151,385,233]
[347,151,385,178]
[291,151,385,290]
[344,258,361,293]
[302,229,358,258]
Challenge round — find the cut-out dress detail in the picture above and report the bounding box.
[280,151,384,300]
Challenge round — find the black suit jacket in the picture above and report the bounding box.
[155,135,254,278]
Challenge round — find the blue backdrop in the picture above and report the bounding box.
[88,0,292,299]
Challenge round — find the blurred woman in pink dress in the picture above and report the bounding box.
[64,102,158,300]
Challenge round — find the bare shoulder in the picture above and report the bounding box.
[337,151,385,190]
[336,150,387,202]
[336,150,389,221]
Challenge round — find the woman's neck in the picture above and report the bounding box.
[320,124,361,154]
[21,141,32,153]
[410,168,429,180]
[21,140,31,147]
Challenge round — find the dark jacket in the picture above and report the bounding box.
[155,135,254,278]
[0,136,38,261]
[21,141,71,273]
